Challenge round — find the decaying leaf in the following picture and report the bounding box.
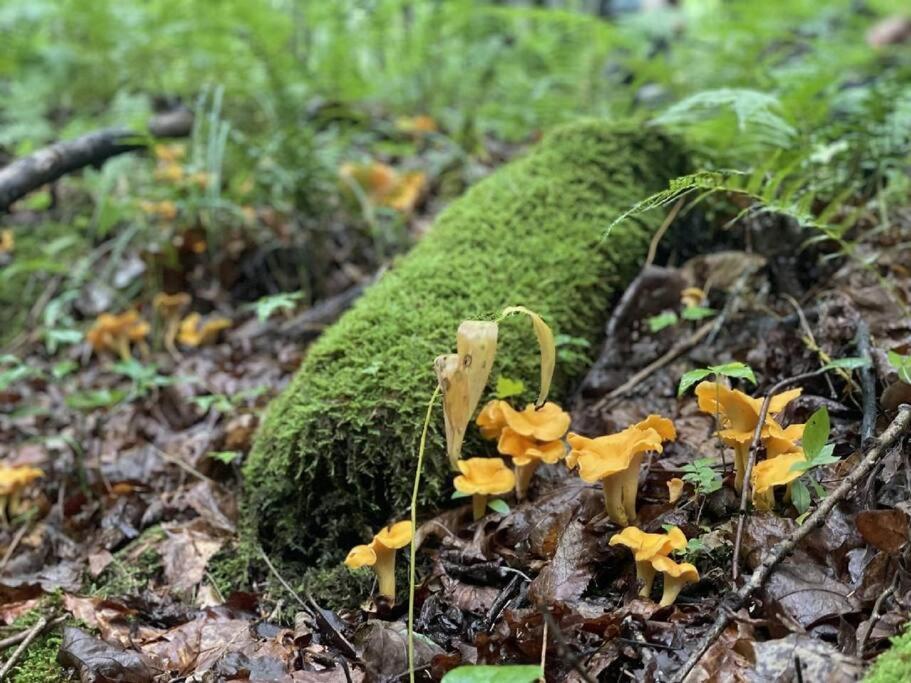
[435,354,472,469]
[500,306,555,407]
[457,321,498,420]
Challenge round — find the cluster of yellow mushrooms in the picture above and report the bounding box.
[345,378,808,607]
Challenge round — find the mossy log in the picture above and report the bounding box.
[242,120,686,568]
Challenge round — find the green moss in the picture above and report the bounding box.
[866,625,911,683]
[242,120,687,573]
[88,527,164,597]
[2,598,74,683]
[207,541,253,597]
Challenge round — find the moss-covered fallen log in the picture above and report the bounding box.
[242,120,686,570]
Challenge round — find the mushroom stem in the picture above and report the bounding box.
[752,487,775,511]
[472,494,488,522]
[373,546,397,601]
[514,462,539,501]
[659,576,686,607]
[636,560,656,597]
[620,453,643,524]
[163,319,180,357]
[601,476,629,527]
[115,337,132,362]
[733,443,749,492]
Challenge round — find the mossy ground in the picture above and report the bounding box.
[1,596,75,683]
[866,626,911,683]
[241,120,687,585]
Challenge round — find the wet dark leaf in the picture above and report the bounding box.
[352,620,443,679]
[58,626,152,683]
[856,509,909,554]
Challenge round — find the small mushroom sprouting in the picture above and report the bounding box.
[667,477,685,504]
[480,400,570,499]
[650,555,700,607]
[86,311,151,361]
[609,526,687,597]
[453,457,516,521]
[343,520,413,601]
[567,415,676,526]
[177,312,232,347]
[153,292,191,355]
[0,465,44,524]
[695,381,802,492]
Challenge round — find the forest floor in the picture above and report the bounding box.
[2,176,910,681]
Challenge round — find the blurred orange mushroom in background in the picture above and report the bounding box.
[0,465,44,524]
[86,310,150,361]
[177,312,231,347]
[153,292,191,355]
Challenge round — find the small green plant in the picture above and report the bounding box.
[788,406,839,515]
[0,355,41,391]
[678,361,756,396]
[112,359,183,401]
[248,291,306,322]
[888,351,911,384]
[442,665,542,683]
[648,311,678,332]
[495,376,525,399]
[681,458,723,497]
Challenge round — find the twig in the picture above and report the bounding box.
[671,405,911,683]
[589,321,713,413]
[484,574,522,631]
[540,615,548,682]
[257,546,315,617]
[645,199,685,268]
[0,615,51,680]
[0,616,65,654]
[306,593,357,660]
[537,606,597,683]
[854,319,877,449]
[0,522,31,576]
[731,366,833,580]
[856,572,898,658]
[408,386,440,683]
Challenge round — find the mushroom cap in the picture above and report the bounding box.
[497,428,565,466]
[751,450,807,494]
[0,465,44,496]
[636,415,677,442]
[344,544,377,569]
[178,314,231,347]
[498,402,570,442]
[650,555,700,582]
[153,292,191,314]
[476,400,507,440]
[681,286,706,307]
[373,520,414,550]
[454,457,516,495]
[87,311,150,351]
[764,420,805,458]
[609,526,687,561]
[696,382,801,446]
[566,424,666,483]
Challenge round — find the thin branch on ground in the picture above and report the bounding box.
[671,405,911,683]
[854,318,877,448]
[257,545,315,617]
[0,615,65,654]
[645,199,685,268]
[537,605,597,683]
[856,572,899,658]
[590,321,714,413]
[0,614,54,681]
[731,366,834,580]
[0,522,32,576]
[306,593,358,660]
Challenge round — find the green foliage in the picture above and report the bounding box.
[788,407,838,515]
[487,498,510,515]
[495,376,525,400]
[865,624,911,683]
[888,351,911,385]
[250,291,306,322]
[678,361,756,396]
[112,360,182,401]
[648,311,678,333]
[682,458,723,497]
[443,665,542,683]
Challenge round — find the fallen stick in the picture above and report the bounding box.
[0,615,56,681]
[0,111,192,213]
[670,405,911,683]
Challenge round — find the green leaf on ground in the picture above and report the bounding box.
[442,665,541,683]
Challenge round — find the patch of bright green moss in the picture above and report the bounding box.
[2,596,74,683]
[865,625,911,683]
[242,120,687,578]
